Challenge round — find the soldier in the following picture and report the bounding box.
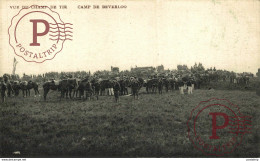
[85,80,93,100]
[0,77,7,103]
[178,78,184,95]
[131,78,140,99]
[113,80,121,102]
[187,79,193,94]
[3,74,9,83]
[158,78,163,94]
[6,80,14,97]
[108,79,114,96]
[50,78,55,84]
[191,78,195,90]
[60,74,65,80]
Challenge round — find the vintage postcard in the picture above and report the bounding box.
[0,0,259,159]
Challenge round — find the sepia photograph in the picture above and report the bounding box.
[0,0,259,159]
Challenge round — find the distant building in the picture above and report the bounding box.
[156,65,164,73]
[111,66,119,74]
[130,66,155,77]
[131,66,155,72]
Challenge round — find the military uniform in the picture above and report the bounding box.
[178,79,184,95]
[187,80,192,94]
[1,81,7,102]
[108,80,114,96]
[113,80,121,102]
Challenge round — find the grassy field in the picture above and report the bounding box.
[0,88,259,158]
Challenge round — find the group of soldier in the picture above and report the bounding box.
[45,75,140,102]
[2,70,252,103]
[0,76,40,103]
[178,78,195,95]
[0,73,199,103]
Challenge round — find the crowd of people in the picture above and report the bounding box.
[0,73,202,103]
[0,66,256,103]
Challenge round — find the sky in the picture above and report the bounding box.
[0,0,259,76]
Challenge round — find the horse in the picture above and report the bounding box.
[100,79,110,96]
[12,81,21,96]
[136,77,144,91]
[20,81,40,97]
[158,78,163,94]
[162,78,170,92]
[119,79,130,95]
[43,80,60,101]
[77,79,93,100]
[67,78,79,98]
[91,78,101,100]
[145,78,158,93]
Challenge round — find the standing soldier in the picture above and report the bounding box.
[173,76,178,90]
[3,74,9,83]
[178,78,184,95]
[78,80,85,99]
[191,78,195,91]
[158,78,163,94]
[197,76,202,89]
[187,79,193,94]
[0,77,7,103]
[7,80,14,97]
[113,80,121,102]
[131,78,140,99]
[108,79,114,96]
[85,80,93,100]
